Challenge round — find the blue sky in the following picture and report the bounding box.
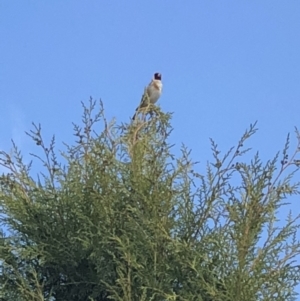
[1,0,300,297]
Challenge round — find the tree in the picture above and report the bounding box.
[1,99,300,301]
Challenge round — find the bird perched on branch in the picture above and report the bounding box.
[132,72,163,120]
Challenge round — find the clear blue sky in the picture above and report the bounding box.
[1,0,300,297]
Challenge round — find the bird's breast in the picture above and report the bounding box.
[148,80,162,104]
[149,89,161,103]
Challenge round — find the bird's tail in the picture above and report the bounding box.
[132,111,137,120]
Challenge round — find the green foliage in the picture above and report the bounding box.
[1,99,300,301]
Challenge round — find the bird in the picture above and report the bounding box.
[132,72,163,120]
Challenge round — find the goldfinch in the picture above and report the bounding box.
[132,72,162,120]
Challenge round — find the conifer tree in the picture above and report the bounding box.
[1,99,300,301]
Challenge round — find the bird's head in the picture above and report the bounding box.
[154,73,162,80]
